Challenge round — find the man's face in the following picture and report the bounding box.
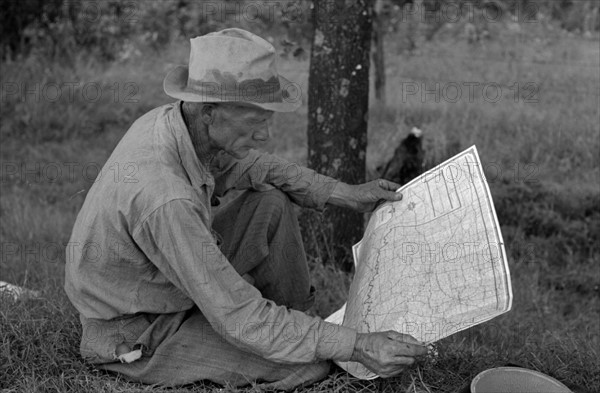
[209,104,274,159]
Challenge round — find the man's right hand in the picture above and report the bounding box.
[350,331,428,378]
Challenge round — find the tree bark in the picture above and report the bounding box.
[303,0,373,271]
[372,0,386,104]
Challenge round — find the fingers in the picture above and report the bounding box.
[386,331,423,345]
[375,180,403,202]
[379,364,408,378]
[358,331,428,379]
[383,190,403,202]
[389,341,428,357]
[377,179,402,191]
[386,332,428,357]
[381,355,416,366]
[392,356,416,366]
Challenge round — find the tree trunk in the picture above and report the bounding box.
[372,0,386,104]
[302,0,373,272]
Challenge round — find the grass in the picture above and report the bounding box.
[1,16,599,393]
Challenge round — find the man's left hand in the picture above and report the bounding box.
[328,179,403,212]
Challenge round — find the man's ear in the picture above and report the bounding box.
[200,103,217,125]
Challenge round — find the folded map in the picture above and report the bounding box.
[326,145,513,379]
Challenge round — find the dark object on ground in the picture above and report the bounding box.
[378,127,424,186]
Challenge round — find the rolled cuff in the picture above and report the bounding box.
[302,176,339,212]
[316,320,357,362]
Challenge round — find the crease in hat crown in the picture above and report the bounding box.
[189,28,278,87]
[163,27,301,112]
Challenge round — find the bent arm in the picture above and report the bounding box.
[212,150,339,211]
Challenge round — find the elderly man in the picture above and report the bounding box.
[64,28,426,390]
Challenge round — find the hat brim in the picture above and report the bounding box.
[163,66,302,112]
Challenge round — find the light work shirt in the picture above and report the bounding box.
[64,101,357,365]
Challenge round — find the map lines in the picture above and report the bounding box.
[327,146,513,380]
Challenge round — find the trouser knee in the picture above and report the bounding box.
[248,189,290,215]
[244,189,295,236]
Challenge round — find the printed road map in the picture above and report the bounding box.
[326,146,513,379]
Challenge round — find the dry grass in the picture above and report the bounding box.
[1,19,599,393]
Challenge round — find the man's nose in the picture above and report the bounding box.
[253,124,270,142]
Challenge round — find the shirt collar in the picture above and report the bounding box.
[167,101,214,189]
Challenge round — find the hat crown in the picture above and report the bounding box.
[163,28,301,112]
[188,28,279,86]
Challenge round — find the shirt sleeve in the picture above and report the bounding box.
[132,198,357,364]
[212,150,338,211]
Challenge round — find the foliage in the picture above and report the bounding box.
[1,0,138,61]
[2,0,598,61]
[0,0,63,58]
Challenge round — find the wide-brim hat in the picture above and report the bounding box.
[164,28,302,112]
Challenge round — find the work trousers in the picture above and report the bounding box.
[99,190,330,390]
